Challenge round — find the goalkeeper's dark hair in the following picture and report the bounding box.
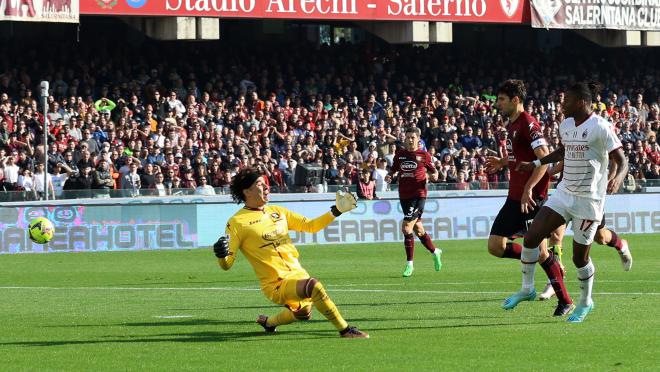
[498,79,527,102]
[568,81,601,104]
[229,167,262,204]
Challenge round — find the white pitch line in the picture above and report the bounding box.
[153,315,193,319]
[330,279,660,287]
[0,286,657,296]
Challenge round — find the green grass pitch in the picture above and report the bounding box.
[0,234,658,371]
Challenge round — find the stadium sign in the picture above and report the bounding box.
[80,0,529,23]
[0,0,79,23]
[531,0,660,30]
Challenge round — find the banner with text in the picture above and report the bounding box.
[82,0,530,23]
[1,193,657,253]
[197,193,660,246]
[0,204,197,254]
[0,0,79,23]
[531,0,660,30]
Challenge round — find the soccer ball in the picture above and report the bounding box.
[28,217,55,244]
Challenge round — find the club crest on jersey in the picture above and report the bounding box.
[416,156,423,161]
[582,130,588,139]
[512,130,518,139]
[270,212,281,221]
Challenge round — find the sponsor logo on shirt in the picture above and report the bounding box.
[262,226,286,241]
[401,161,418,171]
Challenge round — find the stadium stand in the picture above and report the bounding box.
[0,34,658,200]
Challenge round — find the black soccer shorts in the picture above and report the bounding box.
[490,197,545,238]
[400,197,426,222]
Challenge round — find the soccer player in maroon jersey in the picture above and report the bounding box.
[386,127,442,277]
[484,80,573,316]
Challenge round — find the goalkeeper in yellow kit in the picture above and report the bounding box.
[213,167,369,338]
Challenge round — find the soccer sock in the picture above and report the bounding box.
[577,259,595,307]
[417,233,437,254]
[267,308,297,328]
[404,233,415,261]
[540,253,572,304]
[502,242,522,259]
[521,247,540,294]
[607,230,624,251]
[310,281,349,331]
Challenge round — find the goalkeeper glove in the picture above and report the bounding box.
[213,236,229,258]
[332,190,357,216]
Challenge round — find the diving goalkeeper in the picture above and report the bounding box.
[213,167,369,338]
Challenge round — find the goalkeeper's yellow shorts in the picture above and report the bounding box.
[262,272,313,311]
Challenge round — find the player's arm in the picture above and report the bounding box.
[607,153,618,182]
[484,156,507,173]
[520,145,550,213]
[602,124,627,194]
[386,150,401,182]
[607,148,627,194]
[214,221,241,270]
[547,161,564,176]
[424,152,438,179]
[516,145,565,172]
[282,191,357,233]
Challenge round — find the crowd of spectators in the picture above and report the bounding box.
[0,41,658,200]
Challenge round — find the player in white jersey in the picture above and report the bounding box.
[510,82,628,322]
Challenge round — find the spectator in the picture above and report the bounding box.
[194,176,215,196]
[455,171,470,191]
[33,163,55,200]
[372,158,389,192]
[94,97,117,116]
[63,164,93,198]
[51,163,68,199]
[120,162,141,197]
[356,169,377,200]
[17,168,35,200]
[92,159,115,198]
[152,172,168,196]
[1,154,20,191]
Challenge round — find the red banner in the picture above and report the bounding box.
[82,0,530,23]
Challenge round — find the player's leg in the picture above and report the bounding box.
[297,278,369,338]
[539,224,567,301]
[502,206,566,310]
[594,219,632,271]
[538,238,573,315]
[412,211,442,271]
[258,279,311,332]
[488,198,525,259]
[567,218,599,323]
[548,224,566,265]
[400,198,419,277]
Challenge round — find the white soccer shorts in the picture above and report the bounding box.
[545,189,604,245]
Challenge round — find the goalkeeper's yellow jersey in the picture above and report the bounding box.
[218,205,336,288]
